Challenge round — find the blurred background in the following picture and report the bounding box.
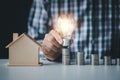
[0,0,33,58]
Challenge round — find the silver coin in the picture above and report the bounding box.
[62,48,70,65]
[91,54,99,65]
[77,52,84,65]
[104,56,111,65]
[117,58,120,65]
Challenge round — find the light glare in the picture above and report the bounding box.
[53,14,76,39]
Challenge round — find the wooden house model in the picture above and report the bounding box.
[6,33,42,66]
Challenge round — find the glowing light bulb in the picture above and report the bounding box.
[53,14,77,39]
[52,14,76,65]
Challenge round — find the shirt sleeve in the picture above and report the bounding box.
[27,0,49,41]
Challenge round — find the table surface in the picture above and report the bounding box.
[0,59,120,80]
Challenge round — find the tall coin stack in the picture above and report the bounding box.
[62,38,70,65]
[104,56,111,65]
[91,54,99,65]
[77,52,84,65]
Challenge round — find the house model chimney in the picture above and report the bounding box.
[13,33,19,41]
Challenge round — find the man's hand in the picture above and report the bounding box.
[41,30,63,61]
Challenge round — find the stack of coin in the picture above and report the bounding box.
[117,58,120,65]
[91,54,99,65]
[77,52,84,65]
[62,48,70,65]
[104,56,111,65]
[62,38,70,65]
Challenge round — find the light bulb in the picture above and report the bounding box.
[53,14,77,46]
[53,14,76,46]
[52,14,76,65]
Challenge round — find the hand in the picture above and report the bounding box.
[42,30,63,61]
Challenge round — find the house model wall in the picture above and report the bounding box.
[6,33,42,66]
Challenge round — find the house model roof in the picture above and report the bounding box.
[6,33,41,48]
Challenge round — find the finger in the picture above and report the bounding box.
[44,39,58,53]
[42,44,55,56]
[43,41,62,56]
[43,33,62,53]
[42,43,62,56]
[47,33,62,49]
[42,45,58,60]
[50,30,63,44]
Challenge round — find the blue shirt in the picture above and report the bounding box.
[28,0,120,60]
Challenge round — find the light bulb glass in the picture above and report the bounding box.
[53,14,77,39]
